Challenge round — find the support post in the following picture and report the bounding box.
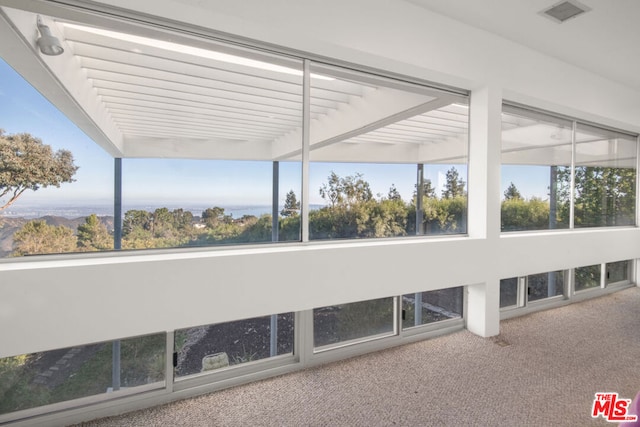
[549,166,557,229]
[112,158,122,391]
[270,161,279,357]
[272,161,279,243]
[416,164,424,235]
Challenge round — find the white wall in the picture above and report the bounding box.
[1,0,640,358]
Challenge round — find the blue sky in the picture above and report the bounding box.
[0,58,549,213]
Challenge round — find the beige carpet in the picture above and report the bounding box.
[79,287,640,426]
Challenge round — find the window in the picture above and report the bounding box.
[0,334,165,416]
[527,271,564,302]
[0,59,114,258]
[574,124,636,228]
[501,106,572,231]
[574,264,602,292]
[606,260,631,285]
[501,104,637,232]
[313,297,396,350]
[174,313,293,378]
[308,63,469,240]
[402,287,463,329]
[500,277,519,308]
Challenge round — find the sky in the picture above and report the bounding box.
[0,58,550,215]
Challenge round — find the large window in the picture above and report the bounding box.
[308,63,469,240]
[501,105,637,232]
[501,106,572,231]
[0,59,114,258]
[574,124,636,227]
[0,333,165,416]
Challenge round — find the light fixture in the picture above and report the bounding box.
[36,16,64,56]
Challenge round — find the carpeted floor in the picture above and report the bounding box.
[79,287,640,426]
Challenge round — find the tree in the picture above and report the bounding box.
[415,179,437,199]
[503,182,522,200]
[387,184,402,201]
[0,130,78,212]
[77,214,112,251]
[281,190,300,217]
[202,207,232,228]
[319,172,372,208]
[442,167,465,199]
[12,220,76,256]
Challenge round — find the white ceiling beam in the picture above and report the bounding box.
[272,87,457,160]
[0,8,124,156]
[122,135,272,160]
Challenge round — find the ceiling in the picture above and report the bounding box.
[0,1,634,168]
[406,0,640,92]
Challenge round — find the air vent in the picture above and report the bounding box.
[540,0,591,23]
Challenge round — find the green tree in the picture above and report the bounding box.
[504,182,522,200]
[281,190,300,217]
[319,172,372,208]
[12,220,76,256]
[442,167,465,199]
[77,214,112,251]
[202,207,232,228]
[387,184,402,201]
[415,179,437,199]
[0,130,78,212]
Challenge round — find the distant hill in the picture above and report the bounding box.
[0,216,114,258]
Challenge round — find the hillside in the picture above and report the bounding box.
[0,216,114,258]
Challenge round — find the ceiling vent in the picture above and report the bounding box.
[540,0,591,23]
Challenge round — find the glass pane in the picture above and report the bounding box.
[122,159,301,248]
[527,271,564,302]
[314,297,395,349]
[574,124,636,227]
[0,58,114,258]
[0,334,165,415]
[575,264,602,292]
[500,277,518,308]
[402,287,463,329]
[175,313,293,378]
[308,63,469,240]
[606,260,630,285]
[501,106,572,231]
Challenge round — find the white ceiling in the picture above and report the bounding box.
[406,0,640,92]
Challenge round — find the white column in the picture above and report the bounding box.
[465,85,502,337]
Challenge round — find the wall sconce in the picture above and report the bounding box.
[36,16,64,56]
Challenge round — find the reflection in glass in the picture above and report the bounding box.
[175,313,293,377]
[402,287,463,329]
[313,297,395,348]
[575,264,602,292]
[500,277,519,308]
[0,334,165,415]
[308,63,469,240]
[606,260,630,285]
[501,106,572,231]
[574,124,636,228]
[527,271,564,302]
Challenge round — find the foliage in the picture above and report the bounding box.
[442,167,466,199]
[12,220,77,256]
[501,197,551,231]
[504,182,522,200]
[0,130,78,212]
[77,214,112,251]
[281,190,300,217]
